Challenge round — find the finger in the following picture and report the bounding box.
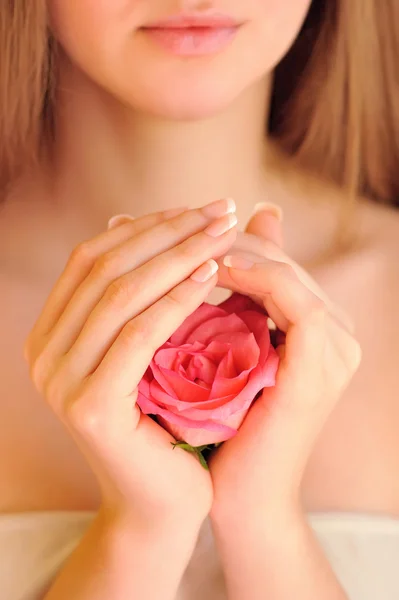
[223,256,363,384]
[26,199,234,362]
[61,216,237,384]
[25,207,186,358]
[222,236,354,334]
[40,200,236,366]
[326,317,362,384]
[79,260,221,402]
[223,256,327,357]
[245,203,284,247]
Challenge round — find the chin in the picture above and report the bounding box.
[118,64,253,121]
[132,87,238,121]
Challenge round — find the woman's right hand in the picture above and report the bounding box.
[24,198,237,531]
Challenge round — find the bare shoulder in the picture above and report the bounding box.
[358,197,399,260]
[303,198,399,516]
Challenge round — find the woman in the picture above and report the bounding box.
[0,1,398,599]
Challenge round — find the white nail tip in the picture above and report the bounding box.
[107,214,135,229]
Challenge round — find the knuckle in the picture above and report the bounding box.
[66,397,103,438]
[176,239,198,260]
[69,242,95,269]
[348,338,363,373]
[29,351,51,393]
[44,368,66,413]
[24,331,46,364]
[103,276,132,310]
[165,217,184,234]
[92,252,120,281]
[163,288,184,311]
[119,319,149,350]
[273,261,295,280]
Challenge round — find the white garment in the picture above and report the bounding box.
[1,511,398,600]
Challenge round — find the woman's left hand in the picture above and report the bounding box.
[209,207,362,524]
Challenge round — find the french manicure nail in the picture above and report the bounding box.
[190,259,219,283]
[107,214,135,230]
[201,198,236,219]
[223,255,254,270]
[252,202,283,221]
[205,214,238,238]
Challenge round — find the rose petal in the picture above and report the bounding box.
[201,340,230,362]
[156,343,219,387]
[186,353,218,384]
[149,379,254,422]
[181,357,279,422]
[153,365,210,403]
[214,348,237,379]
[157,416,238,447]
[170,304,226,345]
[147,363,177,398]
[155,341,204,368]
[152,347,178,370]
[210,369,249,400]
[150,380,237,412]
[218,292,261,315]
[187,313,249,345]
[153,341,217,387]
[213,332,260,372]
[137,390,237,439]
[173,341,206,373]
[258,345,280,386]
[238,311,271,361]
[157,404,251,446]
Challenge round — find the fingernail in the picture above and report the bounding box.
[190,259,219,283]
[202,198,236,219]
[107,214,135,230]
[223,255,254,270]
[163,206,188,219]
[252,202,283,221]
[204,214,238,238]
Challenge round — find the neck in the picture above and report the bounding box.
[48,54,272,231]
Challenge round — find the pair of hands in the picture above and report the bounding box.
[24,199,361,536]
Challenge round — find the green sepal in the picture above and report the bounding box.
[171,440,222,470]
[198,452,210,471]
[171,442,197,453]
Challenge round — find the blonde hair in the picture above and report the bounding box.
[1,0,398,207]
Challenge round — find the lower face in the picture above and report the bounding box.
[49,0,312,119]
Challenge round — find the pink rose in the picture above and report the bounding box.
[137,293,279,447]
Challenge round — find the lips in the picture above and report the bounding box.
[144,14,240,29]
[141,13,242,57]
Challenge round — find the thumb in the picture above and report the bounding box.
[245,202,284,248]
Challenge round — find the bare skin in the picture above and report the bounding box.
[1,163,398,518]
[1,2,398,596]
[0,38,398,521]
